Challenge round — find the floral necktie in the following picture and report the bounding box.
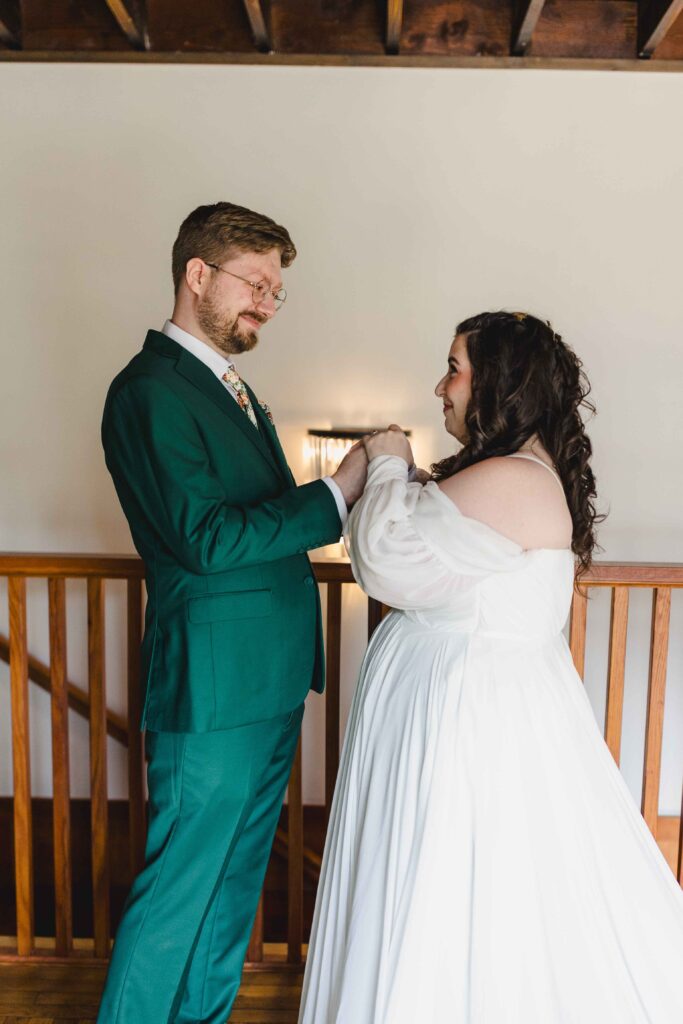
[222,365,258,429]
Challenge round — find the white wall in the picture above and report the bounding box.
[0,63,681,811]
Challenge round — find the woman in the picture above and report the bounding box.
[298,311,683,1023]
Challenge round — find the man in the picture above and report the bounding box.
[97,202,367,1023]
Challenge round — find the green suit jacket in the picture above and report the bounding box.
[102,330,342,732]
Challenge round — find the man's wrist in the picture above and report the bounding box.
[322,476,348,530]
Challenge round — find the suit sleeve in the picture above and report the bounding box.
[102,375,342,574]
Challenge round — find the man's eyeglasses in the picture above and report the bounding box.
[204,262,287,310]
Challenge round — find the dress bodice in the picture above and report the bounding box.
[347,456,575,643]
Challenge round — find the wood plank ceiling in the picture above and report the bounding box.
[1,0,683,68]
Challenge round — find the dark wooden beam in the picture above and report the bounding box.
[3,52,683,69]
[522,0,636,59]
[271,0,384,55]
[104,0,147,50]
[6,0,678,61]
[242,0,270,52]
[0,0,20,48]
[401,0,510,57]
[511,0,547,55]
[147,0,254,52]
[649,0,683,56]
[386,0,403,54]
[638,0,683,56]
[22,0,135,50]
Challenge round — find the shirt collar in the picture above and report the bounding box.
[162,319,234,381]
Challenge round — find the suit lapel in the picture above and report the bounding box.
[172,345,283,478]
[248,384,296,488]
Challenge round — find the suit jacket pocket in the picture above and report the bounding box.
[187,589,272,624]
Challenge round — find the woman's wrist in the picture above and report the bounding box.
[366,454,410,483]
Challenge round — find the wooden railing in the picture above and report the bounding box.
[1,556,147,962]
[1,554,682,964]
[568,563,683,857]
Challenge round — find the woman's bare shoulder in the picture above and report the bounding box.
[437,457,573,550]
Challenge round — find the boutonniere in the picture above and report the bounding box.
[259,400,275,426]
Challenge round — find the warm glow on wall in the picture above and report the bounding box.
[305,428,412,480]
[304,428,412,561]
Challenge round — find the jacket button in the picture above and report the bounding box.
[304,576,314,587]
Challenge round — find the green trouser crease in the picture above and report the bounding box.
[96,704,304,1024]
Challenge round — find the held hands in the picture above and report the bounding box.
[363,425,414,466]
[331,428,426,512]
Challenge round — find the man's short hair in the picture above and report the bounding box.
[172,202,297,294]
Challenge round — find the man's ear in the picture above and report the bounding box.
[185,257,208,298]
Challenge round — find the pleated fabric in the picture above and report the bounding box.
[299,455,683,1024]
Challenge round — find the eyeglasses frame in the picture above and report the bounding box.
[203,261,287,310]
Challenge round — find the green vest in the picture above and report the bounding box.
[102,330,342,732]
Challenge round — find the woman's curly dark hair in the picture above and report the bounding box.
[431,311,605,577]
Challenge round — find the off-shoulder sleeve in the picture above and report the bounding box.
[346,455,525,609]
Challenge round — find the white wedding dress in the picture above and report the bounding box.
[298,454,683,1024]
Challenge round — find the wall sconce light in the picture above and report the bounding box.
[305,428,412,479]
[304,428,411,559]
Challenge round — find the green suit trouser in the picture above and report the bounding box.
[96,703,304,1024]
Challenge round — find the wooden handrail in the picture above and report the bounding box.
[0,553,145,578]
[2,552,682,586]
[0,552,353,582]
[576,563,683,587]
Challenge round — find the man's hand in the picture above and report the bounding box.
[363,425,413,465]
[332,443,369,508]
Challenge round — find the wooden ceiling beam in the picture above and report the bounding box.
[3,0,682,62]
[242,0,271,52]
[386,0,403,54]
[104,0,147,49]
[269,0,384,57]
[147,0,254,52]
[0,0,21,48]
[638,0,683,55]
[511,0,548,55]
[21,0,133,50]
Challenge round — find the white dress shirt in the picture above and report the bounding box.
[161,320,348,528]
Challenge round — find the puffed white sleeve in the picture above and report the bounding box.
[346,455,524,609]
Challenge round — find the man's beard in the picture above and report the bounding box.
[197,289,266,355]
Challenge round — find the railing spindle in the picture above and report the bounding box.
[641,587,671,836]
[569,585,588,680]
[8,576,34,957]
[678,784,683,887]
[88,577,110,958]
[126,578,146,878]
[48,577,72,955]
[247,894,264,962]
[325,582,342,824]
[287,736,303,963]
[604,586,629,764]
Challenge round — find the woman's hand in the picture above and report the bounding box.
[363,425,413,465]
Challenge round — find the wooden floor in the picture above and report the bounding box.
[0,950,304,1024]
